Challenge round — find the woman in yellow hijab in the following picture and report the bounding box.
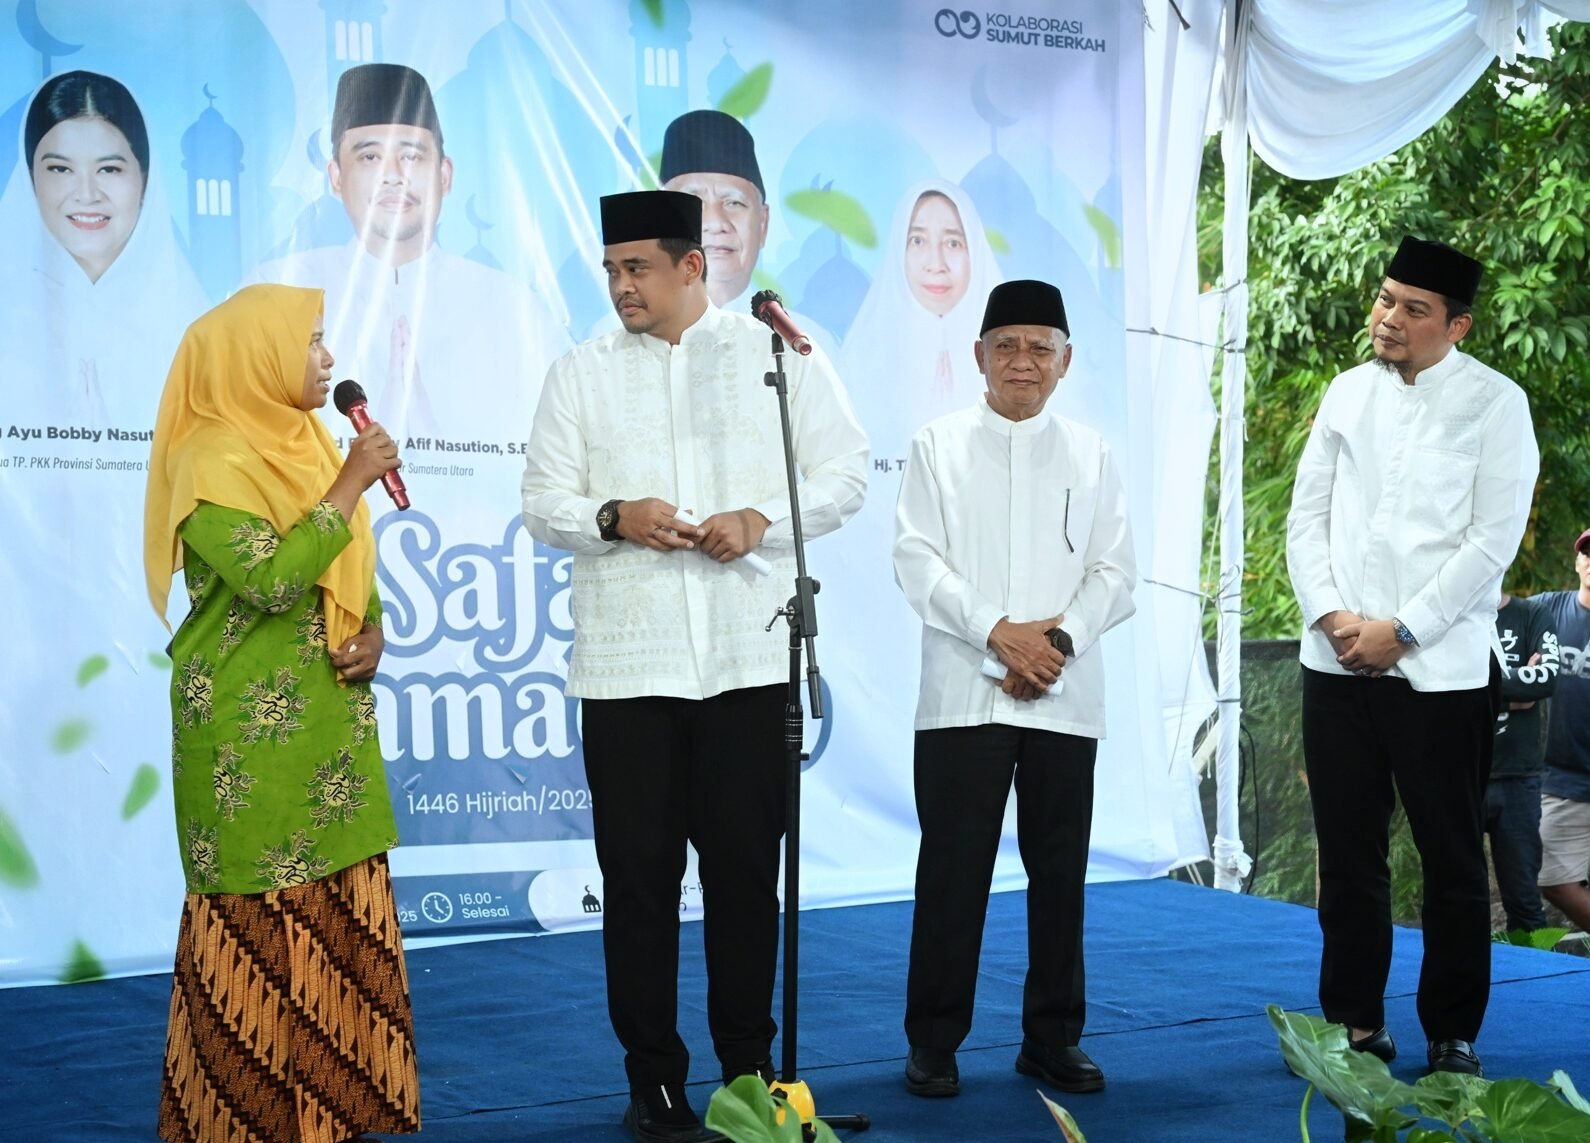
[144,284,420,1142]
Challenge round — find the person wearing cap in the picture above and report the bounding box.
[660,109,769,310]
[656,109,834,356]
[253,62,569,442]
[892,279,1135,1099]
[521,189,867,1142]
[1533,532,1590,932]
[1486,587,1558,934]
[1286,236,1539,1078]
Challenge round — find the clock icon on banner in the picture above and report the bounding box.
[420,892,454,924]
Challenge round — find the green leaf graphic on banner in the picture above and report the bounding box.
[640,151,663,190]
[60,940,106,984]
[750,268,787,299]
[715,63,773,120]
[121,764,161,820]
[985,226,1012,255]
[148,651,173,670]
[1083,204,1122,269]
[785,188,877,249]
[76,654,109,687]
[51,719,92,754]
[0,808,40,887]
[638,0,664,28]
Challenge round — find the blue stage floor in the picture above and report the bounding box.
[5,878,1590,1141]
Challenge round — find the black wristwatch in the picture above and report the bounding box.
[596,498,624,542]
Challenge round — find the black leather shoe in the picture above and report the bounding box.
[1427,1039,1483,1076]
[623,1081,709,1143]
[721,1056,775,1087]
[1015,1041,1105,1093]
[1348,1025,1397,1063]
[904,1045,960,1097]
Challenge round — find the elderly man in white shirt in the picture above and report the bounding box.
[1286,236,1538,1080]
[893,280,1135,1100]
[522,189,867,1143]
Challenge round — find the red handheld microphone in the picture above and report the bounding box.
[332,380,410,510]
[750,289,814,356]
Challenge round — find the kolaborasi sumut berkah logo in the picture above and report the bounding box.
[933,7,1101,50]
[934,7,982,38]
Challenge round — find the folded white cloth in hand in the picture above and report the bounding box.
[981,655,1064,696]
[674,510,773,575]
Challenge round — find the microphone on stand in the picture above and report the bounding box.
[751,290,813,356]
[333,380,411,510]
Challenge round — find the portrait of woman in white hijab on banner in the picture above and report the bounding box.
[841,177,1002,462]
[0,69,207,430]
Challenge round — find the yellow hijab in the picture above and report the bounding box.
[144,284,375,649]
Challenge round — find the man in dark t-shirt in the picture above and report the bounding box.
[1536,528,1590,931]
[1489,593,1558,932]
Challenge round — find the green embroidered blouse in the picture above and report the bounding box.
[170,500,398,894]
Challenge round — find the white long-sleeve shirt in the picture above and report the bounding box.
[521,303,869,700]
[893,400,1137,737]
[1286,349,1538,692]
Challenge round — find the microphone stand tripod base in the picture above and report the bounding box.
[769,1077,870,1139]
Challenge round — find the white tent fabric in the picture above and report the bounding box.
[1136,3,1224,875]
[1247,0,1590,180]
[1193,0,1589,890]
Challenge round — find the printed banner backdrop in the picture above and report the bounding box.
[0,0,1213,986]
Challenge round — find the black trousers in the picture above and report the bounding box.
[1301,666,1497,1042]
[905,723,1098,1052]
[581,684,785,1087]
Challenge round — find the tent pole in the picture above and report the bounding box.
[1213,0,1254,892]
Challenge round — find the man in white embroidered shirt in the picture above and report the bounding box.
[253,63,569,442]
[521,190,867,1143]
[1286,236,1538,1080]
[893,280,1135,1100]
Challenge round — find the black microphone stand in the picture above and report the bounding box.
[759,328,869,1139]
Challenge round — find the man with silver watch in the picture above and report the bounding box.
[1285,236,1538,1080]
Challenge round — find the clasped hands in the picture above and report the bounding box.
[616,497,769,562]
[988,613,1067,702]
[1320,610,1406,677]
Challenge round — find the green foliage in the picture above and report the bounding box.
[0,806,40,887]
[1554,1070,1590,1114]
[1202,23,1590,637]
[121,763,161,820]
[784,187,878,249]
[1270,1006,1590,1141]
[704,1076,839,1143]
[1270,1006,1420,1138]
[148,650,173,670]
[59,939,106,984]
[1038,1090,1090,1140]
[75,654,108,687]
[985,226,1012,255]
[706,1076,1090,1141]
[1495,926,1571,950]
[716,63,773,120]
[637,0,664,28]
